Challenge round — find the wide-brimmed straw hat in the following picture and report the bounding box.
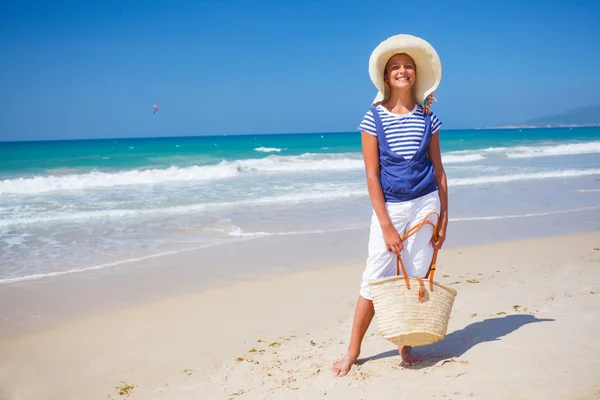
[369,34,442,106]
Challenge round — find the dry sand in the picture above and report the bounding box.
[1,232,599,399]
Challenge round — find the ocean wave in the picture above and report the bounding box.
[505,141,600,158]
[443,141,600,161]
[4,167,600,227]
[0,151,508,195]
[0,154,366,194]
[442,154,485,163]
[450,168,600,186]
[0,186,368,227]
[254,147,282,153]
[234,153,364,173]
[0,164,240,194]
[2,140,600,195]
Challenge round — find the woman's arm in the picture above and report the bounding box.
[427,131,448,249]
[362,131,403,254]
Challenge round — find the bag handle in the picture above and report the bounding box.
[395,211,440,301]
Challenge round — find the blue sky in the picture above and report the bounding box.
[1,0,599,141]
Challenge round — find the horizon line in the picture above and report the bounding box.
[2,125,599,143]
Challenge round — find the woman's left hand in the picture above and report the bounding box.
[431,228,446,249]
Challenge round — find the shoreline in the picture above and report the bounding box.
[1,207,599,339]
[2,203,600,287]
[0,232,599,399]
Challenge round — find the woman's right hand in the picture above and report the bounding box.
[382,224,404,254]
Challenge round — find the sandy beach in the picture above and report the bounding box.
[0,231,599,400]
[3,1,600,399]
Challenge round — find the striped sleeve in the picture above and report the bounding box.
[431,113,442,134]
[358,110,377,136]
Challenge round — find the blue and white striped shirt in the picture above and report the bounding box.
[358,105,442,160]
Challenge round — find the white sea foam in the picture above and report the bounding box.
[0,164,240,194]
[505,141,600,158]
[0,154,365,195]
[228,227,270,238]
[254,147,282,153]
[449,169,600,186]
[450,206,600,222]
[1,235,28,246]
[3,168,599,227]
[442,154,485,163]
[233,153,364,173]
[2,141,599,195]
[0,186,368,227]
[0,151,515,195]
[442,141,600,161]
[4,199,598,285]
[0,224,366,284]
[0,241,228,285]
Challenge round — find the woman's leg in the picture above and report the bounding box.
[397,191,441,365]
[333,203,410,375]
[332,295,374,376]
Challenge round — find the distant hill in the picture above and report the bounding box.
[487,105,600,129]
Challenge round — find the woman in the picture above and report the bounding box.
[333,34,448,376]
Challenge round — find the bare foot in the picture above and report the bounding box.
[398,345,420,366]
[332,352,359,376]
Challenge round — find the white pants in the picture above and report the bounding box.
[360,191,441,300]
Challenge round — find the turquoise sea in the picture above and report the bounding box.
[1,127,600,283]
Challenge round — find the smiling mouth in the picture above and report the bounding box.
[397,77,410,82]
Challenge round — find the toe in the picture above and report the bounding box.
[332,360,347,375]
[332,357,353,376]
[338,363,351,376]
[332,363,341,375]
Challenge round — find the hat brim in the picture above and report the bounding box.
[369,34,442,105]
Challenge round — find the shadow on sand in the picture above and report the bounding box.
[358,314,554,368]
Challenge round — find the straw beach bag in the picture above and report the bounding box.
[369,212,457,347]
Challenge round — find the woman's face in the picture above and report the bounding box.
[384,53,416,92]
